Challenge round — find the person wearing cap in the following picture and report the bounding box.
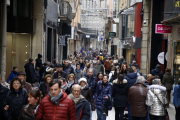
[173,79,180,120]
[151,64,163,81]
[53,64,67,79]
[17,71,32,92]
[24,58,36,85]
[35,54,43,68]
[146,79,168,120]
[132,64,142,76]
[79,78,95,120]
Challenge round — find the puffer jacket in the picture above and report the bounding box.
[112,79,129,108]
[173,85,180,107]
[0,84,9,120]
[63,64,75,77]
[36,91,77,120]
[81,84,95,111]
[7,71,17,83]
[3,88,28,120]
[162,72,174,90]
[83,75,97,95]
[151,68,163,80]
[146,85,168,116]
[94,81,113,110]
[124,73,138,88]
[128,83,148,117]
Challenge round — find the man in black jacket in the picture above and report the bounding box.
[63,60,75,77]
[151,64,163,81]
[53,64,67,79]
[0,74,9,120]
[69,84,90,120]
[24,58,35,85]
[35,54,42,68]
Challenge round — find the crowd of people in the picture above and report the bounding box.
[0,49,179,120]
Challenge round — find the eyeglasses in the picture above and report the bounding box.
[73,90,80,93]
[13,83,20,85]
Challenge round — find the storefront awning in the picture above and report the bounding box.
[161,15,180,24]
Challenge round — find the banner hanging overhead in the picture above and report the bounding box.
[155,24,172,34]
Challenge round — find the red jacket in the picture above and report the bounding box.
[36,91,77,120]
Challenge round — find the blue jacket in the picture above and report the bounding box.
[84,75,97,95]
[124,73,138,88]
[7,71,17,83]
[151,68,163,80]
[173,85,180,107]
[94,81,112,110]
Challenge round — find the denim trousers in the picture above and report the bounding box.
[127,102,132,120]
[89,103,92,120]
[96,108,106,120]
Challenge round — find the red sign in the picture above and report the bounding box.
[155,24,172,34]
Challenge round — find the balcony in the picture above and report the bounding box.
[59,2,72,23]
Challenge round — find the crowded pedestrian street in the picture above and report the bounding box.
[1,0,180,120]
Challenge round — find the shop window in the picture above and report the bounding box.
[173,42,180,84]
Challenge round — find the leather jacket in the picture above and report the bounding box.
[146,85,168,116]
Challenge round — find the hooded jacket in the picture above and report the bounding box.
[146,85,168,116]
[83,75,97,95]
[35,58,42,68]
[36,91,77,120]
[162,72,174,90]
[7,71,17,83]
[124,73,138,88]
[151,68,163,80]
[24,62,35,84]
[112,79,129,107]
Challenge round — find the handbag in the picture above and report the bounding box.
[151,91,170,120]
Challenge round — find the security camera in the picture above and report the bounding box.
[143,19,147,24]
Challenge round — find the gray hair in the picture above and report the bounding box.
[136,76,146,83]
[72,84,81,91]
[88,68,94,73]
[152,79,161,85]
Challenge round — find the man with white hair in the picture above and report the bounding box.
[63,59,75,77]
[128,76,149,120]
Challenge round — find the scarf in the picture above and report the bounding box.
[80,85,86,90]
[76,69,80,73]
[61,82,68,91]
[48,89,63,105]
[68,94,84,105]
[67,80,74,88]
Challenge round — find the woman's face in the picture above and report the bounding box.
[98,74,103,80]
[46,77,52,83]
[13,80,21,91]
[116,69,120,74]
[28,94,39,106]
[123,65,127,70]
[103,76,108,83]
[69,76,74,81]
[80,81,86,87]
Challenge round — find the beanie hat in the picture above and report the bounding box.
[79,78,87,84]
[38,54,42,59]
[17,71,26,76]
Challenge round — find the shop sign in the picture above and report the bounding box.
[157,52,164,64]
[109,32,116,38]
[155,24,172,34]
[86,35,90,38]
[58,36,66,46]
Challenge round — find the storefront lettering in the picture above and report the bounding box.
[155,24,172,34]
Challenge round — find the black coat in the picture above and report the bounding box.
[39,82,48,98]
[112,79,129,108]
[76,98,90,120]
[35,58,42,68]
[3,88,28,120]
[63,64,75,78]
[0,84,9,120]
[65,82,77,95]
[83,75,97,95]
[151,68,163,80]
[24,62,35,84]
[53,71,67,79]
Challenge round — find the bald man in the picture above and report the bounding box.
[69,84,90,120]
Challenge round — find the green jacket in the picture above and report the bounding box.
[162,72,174,90]
[96,64,104,74]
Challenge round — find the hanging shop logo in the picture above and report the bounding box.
[58,36,66,46]
[175,1,180,7]
[155,24,172,34]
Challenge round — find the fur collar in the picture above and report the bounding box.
[149,85,166,91]
[113,79,127,84]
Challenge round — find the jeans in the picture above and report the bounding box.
[149,114,164,120]
[89,103,92,120]
[132,116,147,120]
[175,107,180,120]
[115,107,125,120]
[127,102,132,120]
[97,108,106,120]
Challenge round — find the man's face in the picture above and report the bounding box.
[88,69,93,77]
[72,86,81,98]
[57,67,63,72]
[76,65,80,70]
[14,68,18,72]
[50,83,61,97]
[18,75,25,82]
[64,61,69,66]
[132,66,136,71]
